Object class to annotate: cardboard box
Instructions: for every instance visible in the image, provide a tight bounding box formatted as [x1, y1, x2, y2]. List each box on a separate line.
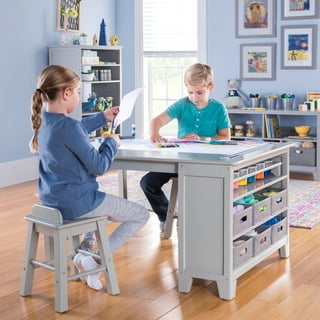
[233, 236, 253, 268]
[271, 189, 288, 213]
[81, 56, 100, 65]
[252, 195, 271, 224]
[233, 205, 253, 236]
[271, 217, 287, 243]
[253, 225, 271, 255]
[290, 147, 316, 167]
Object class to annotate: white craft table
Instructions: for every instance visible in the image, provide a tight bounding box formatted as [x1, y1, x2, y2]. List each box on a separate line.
[110, 139, 291, 299]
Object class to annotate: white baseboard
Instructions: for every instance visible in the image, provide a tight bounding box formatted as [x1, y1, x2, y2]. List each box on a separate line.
[0, 157, 39, 188]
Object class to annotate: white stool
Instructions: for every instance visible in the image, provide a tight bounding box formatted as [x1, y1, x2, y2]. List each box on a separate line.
[19, 204, 119, 313]
[163, 177, 178, 239]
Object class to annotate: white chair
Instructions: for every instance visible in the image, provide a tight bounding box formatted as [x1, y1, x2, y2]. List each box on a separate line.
[163, 177, 178, 239]
[19, 204, 119, 313]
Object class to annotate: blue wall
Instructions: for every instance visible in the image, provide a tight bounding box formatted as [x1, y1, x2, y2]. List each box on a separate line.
[206, 0, 319, 104]
[115, 0, 136, 134]
[1, 0, 320, 164]
[0, 0, 115, 163]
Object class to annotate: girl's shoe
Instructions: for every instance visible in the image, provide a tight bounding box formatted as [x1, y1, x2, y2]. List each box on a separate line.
[73, 253, 88, 283]
[81, 256, 103, 290]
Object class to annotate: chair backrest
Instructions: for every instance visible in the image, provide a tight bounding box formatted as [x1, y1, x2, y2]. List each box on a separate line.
[32, 204, 64, 224]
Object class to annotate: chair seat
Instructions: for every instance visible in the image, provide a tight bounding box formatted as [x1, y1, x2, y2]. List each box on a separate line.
[19, 204, 119, 313]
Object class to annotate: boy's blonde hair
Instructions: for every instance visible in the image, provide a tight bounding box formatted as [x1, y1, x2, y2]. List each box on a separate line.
[29, 65, 80, 153]
[184, 63, 214, 87]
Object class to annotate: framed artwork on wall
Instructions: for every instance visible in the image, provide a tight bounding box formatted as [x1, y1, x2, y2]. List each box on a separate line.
[57, 0, 80, 31]
[281, 0, 318, 20]
[236, 0, 276, 38]
[281, 25, 317, 69]
[240, 43, 276, 80]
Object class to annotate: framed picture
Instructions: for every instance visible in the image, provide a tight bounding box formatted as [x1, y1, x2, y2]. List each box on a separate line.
[281, 25, 317, 69]
[57, 0, 80, 31]
[236, 0, 276, 38]
[240, 43, 276, 80]
[281, 0, 318, 19]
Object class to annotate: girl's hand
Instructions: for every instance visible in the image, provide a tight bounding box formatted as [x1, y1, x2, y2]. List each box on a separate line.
[109, 134, 121, 147]
[184, 133, 200, 140]
[103, 106, 120, 121]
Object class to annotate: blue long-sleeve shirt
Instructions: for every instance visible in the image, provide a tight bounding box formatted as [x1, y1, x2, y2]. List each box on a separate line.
[38, 111, 117, 219]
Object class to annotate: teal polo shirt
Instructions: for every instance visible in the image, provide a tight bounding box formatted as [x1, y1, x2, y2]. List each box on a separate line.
[166, 97, 231, 138]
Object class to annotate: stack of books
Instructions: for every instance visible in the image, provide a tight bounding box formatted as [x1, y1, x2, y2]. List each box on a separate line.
[264, 114, 281, 138]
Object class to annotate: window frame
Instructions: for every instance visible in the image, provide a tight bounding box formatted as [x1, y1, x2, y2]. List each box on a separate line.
[134, 0, 207, 138]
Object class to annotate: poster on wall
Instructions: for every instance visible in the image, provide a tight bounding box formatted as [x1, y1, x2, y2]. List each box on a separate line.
[240, 43, 276, 80]
[236, 0, 276, 38]
[57, 0, 81, 31]
[281, 0, 318, 19]
[281, 25, 317, 69]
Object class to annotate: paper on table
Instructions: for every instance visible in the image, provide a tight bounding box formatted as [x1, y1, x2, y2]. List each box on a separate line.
[168, 138, 210, 144]
[113, 88, 143, 129]
[168, 138, 238, 145]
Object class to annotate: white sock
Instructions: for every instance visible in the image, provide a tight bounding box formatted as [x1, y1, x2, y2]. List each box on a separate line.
[73, 253, 88, 283]
[81, 256, 103, 290]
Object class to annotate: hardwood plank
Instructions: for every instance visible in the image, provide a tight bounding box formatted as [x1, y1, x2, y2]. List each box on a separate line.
[1, 175, 320, 319]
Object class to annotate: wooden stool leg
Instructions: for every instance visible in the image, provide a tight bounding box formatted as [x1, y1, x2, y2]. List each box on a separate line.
[19, 222, 39, 296]
[70, 235, 81, 277]
[54, 230, 69, 313]
[44, 235, 54, 261]
[163, 178, 178, 239]
[96, 219, 120, 295]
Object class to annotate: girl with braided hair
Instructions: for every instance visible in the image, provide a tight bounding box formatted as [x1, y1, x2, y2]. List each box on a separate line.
[30, 65, 149, 290]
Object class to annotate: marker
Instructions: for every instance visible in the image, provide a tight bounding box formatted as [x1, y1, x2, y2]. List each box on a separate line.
[111, 119, 115, 133]
[209, 140, 238, 145]
[156, 143, 179, 148]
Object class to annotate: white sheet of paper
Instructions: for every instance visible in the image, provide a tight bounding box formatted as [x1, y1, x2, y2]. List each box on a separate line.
[113, 88, 143, 128]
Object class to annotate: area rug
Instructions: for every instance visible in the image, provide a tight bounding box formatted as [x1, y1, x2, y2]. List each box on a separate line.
[288, 179, 320, 229]
[98, 172, 320, 229]
[98, 171, 168, 211]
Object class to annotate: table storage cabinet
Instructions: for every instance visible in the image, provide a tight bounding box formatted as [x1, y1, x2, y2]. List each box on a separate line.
[110, 139, 290, 300]
[177, 145, 289, 299]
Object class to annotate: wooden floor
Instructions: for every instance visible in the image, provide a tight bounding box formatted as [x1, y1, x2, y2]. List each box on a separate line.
[1, 173, 320, 319]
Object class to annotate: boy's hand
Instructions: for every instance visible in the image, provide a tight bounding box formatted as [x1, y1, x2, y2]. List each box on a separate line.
[184, 133, 200, 140]
[150, 133, 167, 143]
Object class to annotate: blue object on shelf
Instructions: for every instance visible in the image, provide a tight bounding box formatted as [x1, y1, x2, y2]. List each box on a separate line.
[263, 216, 281, 226]
[82, 97, 97, 112]
[99, 19, 107, 46]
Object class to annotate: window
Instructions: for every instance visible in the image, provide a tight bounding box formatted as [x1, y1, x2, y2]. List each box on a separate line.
[135, 0, 206, 137]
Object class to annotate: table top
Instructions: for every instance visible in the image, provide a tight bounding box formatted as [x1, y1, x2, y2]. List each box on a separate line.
[113, 138, 291, 166]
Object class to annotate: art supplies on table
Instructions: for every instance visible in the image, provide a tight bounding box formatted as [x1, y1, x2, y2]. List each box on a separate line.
[209, 140, 238, 145]
[155, 142, 179, 148]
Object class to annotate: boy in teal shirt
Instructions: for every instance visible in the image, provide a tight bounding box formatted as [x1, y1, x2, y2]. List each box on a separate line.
[140, 63, 231, 231]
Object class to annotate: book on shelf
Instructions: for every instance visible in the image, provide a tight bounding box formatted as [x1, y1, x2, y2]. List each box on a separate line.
[264, 114, 281, 138]
[287, 136, 316, 140]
